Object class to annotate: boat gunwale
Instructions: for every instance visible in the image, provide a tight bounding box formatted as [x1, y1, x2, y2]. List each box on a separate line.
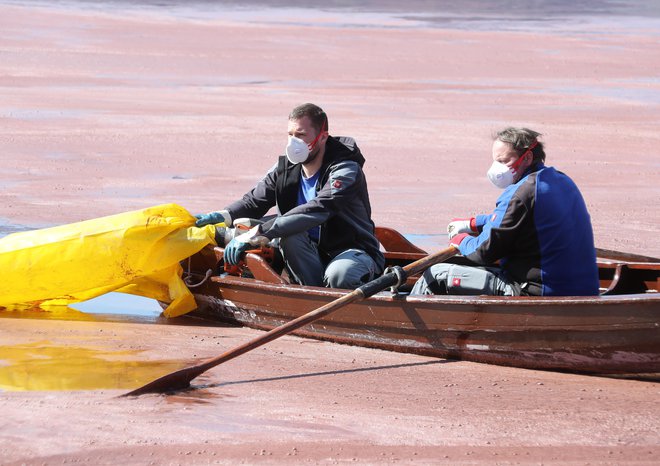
[210, 275, 660, 306]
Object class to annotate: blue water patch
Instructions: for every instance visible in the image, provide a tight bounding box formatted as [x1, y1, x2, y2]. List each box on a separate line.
[404, 233, 447, 252]
[5, 0, 660, 32]
[4, 109, 90, 120]
[70, 292, 163, 317]
[0, 220, 34, 239]
[557, 84, 660, 105]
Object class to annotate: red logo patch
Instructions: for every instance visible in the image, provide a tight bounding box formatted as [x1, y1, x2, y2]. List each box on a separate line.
[332, 180, 342, 189]
[452, 277, 461, 287]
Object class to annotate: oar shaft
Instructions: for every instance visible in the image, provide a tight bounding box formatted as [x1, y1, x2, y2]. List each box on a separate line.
[124, 245, 458, 396]
[124, 290, 368, 396]
[195, 289, 363, 370]
[404, 246, 458, 276]
[197, 246, 457, 370]
[196, 247, 457, 370]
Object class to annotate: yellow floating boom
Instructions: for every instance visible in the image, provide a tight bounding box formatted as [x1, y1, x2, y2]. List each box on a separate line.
[0, 204, 218, 317]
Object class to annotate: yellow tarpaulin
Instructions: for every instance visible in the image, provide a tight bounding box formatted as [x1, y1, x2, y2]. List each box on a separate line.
[0, 204, 218, 317]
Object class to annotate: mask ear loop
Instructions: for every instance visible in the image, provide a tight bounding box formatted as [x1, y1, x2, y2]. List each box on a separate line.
[308, 118, 328, 151]
[511, 139, 538, 171]
[520, 139, 538, 162]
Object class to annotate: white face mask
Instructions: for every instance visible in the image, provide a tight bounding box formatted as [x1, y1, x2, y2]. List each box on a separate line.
[488, 139, 538, 189]
[285, 136, 310, 164]
[487, 161, 515, 189]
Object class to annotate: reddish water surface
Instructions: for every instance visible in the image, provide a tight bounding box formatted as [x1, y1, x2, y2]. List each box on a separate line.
[1, 1, 659, 257]
[0, 2, 659, 464]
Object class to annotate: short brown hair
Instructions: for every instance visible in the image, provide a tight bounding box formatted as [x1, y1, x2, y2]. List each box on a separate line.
[496, 127, 545, 164]
[289, 103, 329, 134]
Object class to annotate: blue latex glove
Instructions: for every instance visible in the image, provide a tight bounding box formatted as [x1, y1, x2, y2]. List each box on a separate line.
[223, 237, 251, 265]
[195, 211, 225, 227]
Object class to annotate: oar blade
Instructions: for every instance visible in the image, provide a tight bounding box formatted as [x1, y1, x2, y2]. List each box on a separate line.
[121, 365, 202, 397]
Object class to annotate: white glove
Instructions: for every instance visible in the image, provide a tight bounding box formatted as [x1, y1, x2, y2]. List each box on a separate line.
[235, 226, 269, 248]
[447, 218, 476, 240]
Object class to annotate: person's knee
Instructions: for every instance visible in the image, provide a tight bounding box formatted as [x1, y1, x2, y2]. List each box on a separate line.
[323, 250, 375, 289]
[411, 263, 452, 295]
[324, 267, 368, 289]
[412, 264, 508, 296]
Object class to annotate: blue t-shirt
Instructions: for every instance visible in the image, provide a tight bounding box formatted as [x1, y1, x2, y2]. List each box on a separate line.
[297, 170, 321, 241]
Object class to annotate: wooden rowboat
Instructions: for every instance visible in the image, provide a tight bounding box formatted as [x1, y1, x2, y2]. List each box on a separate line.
[181, 227, 660, 376]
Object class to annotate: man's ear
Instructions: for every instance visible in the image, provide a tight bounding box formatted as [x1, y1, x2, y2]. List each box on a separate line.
[526, 151, 534, 163]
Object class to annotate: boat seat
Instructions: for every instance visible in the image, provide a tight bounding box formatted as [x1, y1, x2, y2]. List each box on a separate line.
[244, 252, 289, 284]
[600, 263, 655, 295]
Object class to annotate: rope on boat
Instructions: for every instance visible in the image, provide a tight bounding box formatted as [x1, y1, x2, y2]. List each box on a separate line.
[183, 257, 214, 288]
[184, 269, 213, 288]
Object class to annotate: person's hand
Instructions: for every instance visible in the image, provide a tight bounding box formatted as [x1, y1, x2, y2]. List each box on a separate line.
[223, 227, 269, 265]
[447, 217, 476, 240]
[223, 237, 252, 265]
[449, 233, 469, 248]
[195, 211, 225, 227]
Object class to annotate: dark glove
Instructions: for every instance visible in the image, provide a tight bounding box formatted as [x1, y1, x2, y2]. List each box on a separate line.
[195, 211, 225, 227]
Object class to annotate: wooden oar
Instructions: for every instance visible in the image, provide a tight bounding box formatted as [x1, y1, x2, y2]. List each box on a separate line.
[122, 245, 458, 396]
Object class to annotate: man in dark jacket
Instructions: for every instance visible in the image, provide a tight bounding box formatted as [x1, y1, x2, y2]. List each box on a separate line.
[195, 103, 384, 289]
[412, 127, 599, 297]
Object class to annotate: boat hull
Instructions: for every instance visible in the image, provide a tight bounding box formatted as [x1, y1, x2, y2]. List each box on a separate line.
[191, 276, 660, 375]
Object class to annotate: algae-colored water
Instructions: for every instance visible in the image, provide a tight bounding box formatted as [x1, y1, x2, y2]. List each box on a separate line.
[0, 340, 186, 391]
[0, 293, 187, 391]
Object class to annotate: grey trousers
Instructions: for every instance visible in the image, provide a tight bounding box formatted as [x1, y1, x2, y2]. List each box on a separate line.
[279, 232, 378, 289]
[410, 263, 519, 296]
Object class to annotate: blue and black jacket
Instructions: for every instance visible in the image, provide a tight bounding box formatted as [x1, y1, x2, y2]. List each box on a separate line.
[458, 163, 599, 296]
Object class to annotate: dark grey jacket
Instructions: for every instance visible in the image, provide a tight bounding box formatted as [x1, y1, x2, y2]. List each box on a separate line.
[225, 136, 385, 273]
